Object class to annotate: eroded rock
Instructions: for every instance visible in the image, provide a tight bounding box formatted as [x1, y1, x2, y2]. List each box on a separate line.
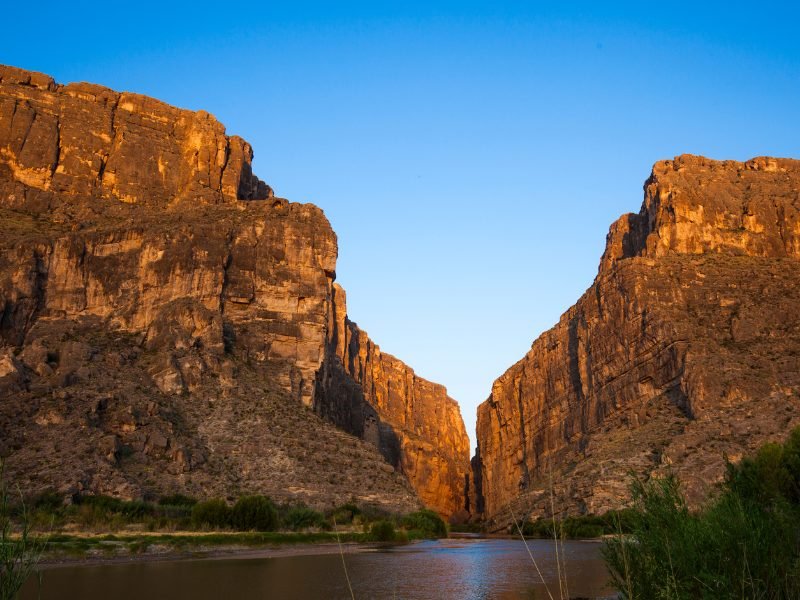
[476, 155, 800, 529]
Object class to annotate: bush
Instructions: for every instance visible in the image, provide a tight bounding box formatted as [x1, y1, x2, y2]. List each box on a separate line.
[158, 494, 197, 507]
[231, 496, 277, 532]
[603, 429, 800, 600]
[283, 505, 328, 531]
[31, 490, 63, 512]
[329, 502, 360, 525]
[522, 509, 636, 539]
[191, 499, 231, 529]
[1, 460, 47, 600]
[73, 494, 155, 520]
[401, 509, 448, 539]
[369, 520, 396, 542]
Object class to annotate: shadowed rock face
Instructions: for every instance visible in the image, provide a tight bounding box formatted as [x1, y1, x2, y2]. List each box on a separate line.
[475, 155, 800, 529]
[0, 65, 468, 516]
[314, 284, 471, 521]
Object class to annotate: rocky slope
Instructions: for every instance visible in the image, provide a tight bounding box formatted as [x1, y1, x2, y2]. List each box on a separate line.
[474, 155, 800, 528]
[0, 64, 468, 517]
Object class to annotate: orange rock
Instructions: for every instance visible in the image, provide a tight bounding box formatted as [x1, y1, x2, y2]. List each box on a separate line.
[475, 155, 800, 529]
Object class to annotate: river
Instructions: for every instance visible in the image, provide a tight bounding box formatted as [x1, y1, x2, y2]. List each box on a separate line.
[21, 537, 615, 599]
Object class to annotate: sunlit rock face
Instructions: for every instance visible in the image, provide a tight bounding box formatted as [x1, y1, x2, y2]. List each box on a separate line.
[0, 65, 468, 516]
[0, 64, 270, 207]
[475, 155, 800, 529]
[314, 284, 472, 521]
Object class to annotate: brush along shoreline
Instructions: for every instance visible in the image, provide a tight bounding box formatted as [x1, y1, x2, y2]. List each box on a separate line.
[34, 532, 416, 568]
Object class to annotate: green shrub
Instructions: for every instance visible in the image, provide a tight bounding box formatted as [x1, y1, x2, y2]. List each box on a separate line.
[73, 494, 155, 521]
[158, 494, 197, 507]
[231, 496, 277, 532]
[31, 490, 63, 512]
[522, 509, 636, 539]
[1, 460, 47, 600]
[191, 499, 232, 529]
[369, 520, 396, 542]
[329, 502, 361, 525]
[401, 509, 448, 539]
[603, 429, 800, 600]
[283, 505, 328, 531]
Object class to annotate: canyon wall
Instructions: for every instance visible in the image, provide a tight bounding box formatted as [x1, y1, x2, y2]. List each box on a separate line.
[475, 155, 800, 527]
[0, 64, 468, 516]
[315, 284, 471, 520]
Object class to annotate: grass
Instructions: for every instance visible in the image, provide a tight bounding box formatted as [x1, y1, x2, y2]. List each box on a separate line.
[1, 461, 48, 600]
[603, 427, 800, 599]
[522, 509, 636, 539]
[7, 492, 451, 562]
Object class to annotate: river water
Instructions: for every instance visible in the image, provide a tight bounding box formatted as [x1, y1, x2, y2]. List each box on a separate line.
[21, 537, 615, 599]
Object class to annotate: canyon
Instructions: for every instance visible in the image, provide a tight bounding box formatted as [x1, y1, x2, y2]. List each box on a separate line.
[2, 63, 798, 530]
[474, 155, 800, 528]
[0, 64, 469, 518]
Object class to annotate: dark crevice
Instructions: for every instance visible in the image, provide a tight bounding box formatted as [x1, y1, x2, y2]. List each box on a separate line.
[50, 119, 61, 179]
[516, 371, 530, 491]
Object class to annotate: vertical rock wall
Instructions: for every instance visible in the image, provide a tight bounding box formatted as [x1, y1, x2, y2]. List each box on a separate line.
[0, 64, 470, 515]
[315, 284, 471, 520]
[475, 155, 800, 527]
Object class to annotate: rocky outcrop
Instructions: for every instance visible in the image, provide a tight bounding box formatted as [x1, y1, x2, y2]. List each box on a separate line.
[475, 155, 800, 528]
[0, 65, 467, 515]
[314, 284, 471, 520]
[0, 64, 271, 209]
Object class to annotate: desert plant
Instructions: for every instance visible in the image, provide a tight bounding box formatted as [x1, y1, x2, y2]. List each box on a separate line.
[231, 496, 277, 532]
[603, 430, 800, 600]
[1, 461, 47, 600]
[328, 502, 361, 525]
[369, 520, 396, 542]
[158, 494, 197, 507]
[400, 509, 448, 539]
[191, 499, 232, 529]
[283, 505, 328, 531]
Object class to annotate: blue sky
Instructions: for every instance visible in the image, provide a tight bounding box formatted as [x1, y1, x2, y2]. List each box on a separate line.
[4, 2, 798, 449]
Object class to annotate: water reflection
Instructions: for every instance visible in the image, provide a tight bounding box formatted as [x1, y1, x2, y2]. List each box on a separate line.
[21, 538, 613, 599]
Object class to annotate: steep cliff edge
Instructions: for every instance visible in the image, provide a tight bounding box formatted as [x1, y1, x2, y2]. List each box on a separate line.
[0, 65, 468, 516]
[475, 155, 800, 528]
[315, 284, 471, 520]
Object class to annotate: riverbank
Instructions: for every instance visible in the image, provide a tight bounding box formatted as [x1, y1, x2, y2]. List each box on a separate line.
[21, 538, 615, 600]
[37, 531, 406, 568]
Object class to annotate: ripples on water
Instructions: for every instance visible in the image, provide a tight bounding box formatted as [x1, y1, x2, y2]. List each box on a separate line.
[22, 538, 614, 599]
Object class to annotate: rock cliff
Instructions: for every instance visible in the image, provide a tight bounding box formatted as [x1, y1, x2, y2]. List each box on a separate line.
[0, 64, 468, 516]
[475, 155, 800, 528]
[314, 284, 471, 520]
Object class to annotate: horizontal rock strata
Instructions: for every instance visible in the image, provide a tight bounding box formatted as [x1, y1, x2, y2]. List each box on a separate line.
[475, 155, 800, 528]
[314, 284, 471, 520]
[0, 65, 468, 515]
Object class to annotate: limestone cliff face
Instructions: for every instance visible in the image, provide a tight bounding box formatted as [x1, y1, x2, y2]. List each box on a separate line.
[475, 155, 800, 527]
[0, 64, 270, 208]
[314, 284, 471, 520]
[0, 65, 467, 515]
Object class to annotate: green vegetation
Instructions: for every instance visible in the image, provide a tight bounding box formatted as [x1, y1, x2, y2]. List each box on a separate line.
[191, 499, 231, 529]
[3, 489, 451, 563]
[1, 461, 47, 600]
[158, 494, 197, 507]
[281, 505, 329, 531]
[522, 509, 636, 539]
[369, 520, 397, 542]
[231, 496, 278, 532]
[604, 428, 800, 599]
[400, 509, 448, 539]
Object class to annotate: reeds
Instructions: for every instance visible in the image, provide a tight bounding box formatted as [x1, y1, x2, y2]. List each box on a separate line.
[0, 460, 48, 600]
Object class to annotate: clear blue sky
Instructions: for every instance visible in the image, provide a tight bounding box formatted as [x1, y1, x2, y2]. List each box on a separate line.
[4, 2, 798, 449]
